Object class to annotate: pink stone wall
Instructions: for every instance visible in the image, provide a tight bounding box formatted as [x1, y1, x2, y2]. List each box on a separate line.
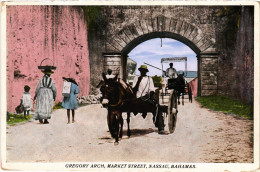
[7, 6, 90, 113]
[188, 78, 198, 97]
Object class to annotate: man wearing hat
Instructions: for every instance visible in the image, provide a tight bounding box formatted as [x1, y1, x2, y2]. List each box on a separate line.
[133, 65, 165, 134]
[34, 68, 57, 124]
[106, 69, 115, 79]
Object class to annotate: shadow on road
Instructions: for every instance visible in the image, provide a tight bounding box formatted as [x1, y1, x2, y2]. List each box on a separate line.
[99, 128, 155, 141]
[122, 128, 155, 138]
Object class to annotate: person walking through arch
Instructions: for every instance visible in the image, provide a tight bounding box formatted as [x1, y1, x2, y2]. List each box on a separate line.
[62, 77, 79, 124]
[34, 68, 57, 124]
[133, 65, 165, 134]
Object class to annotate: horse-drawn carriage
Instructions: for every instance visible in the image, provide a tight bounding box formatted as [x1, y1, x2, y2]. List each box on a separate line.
[99, 57, 192, 144]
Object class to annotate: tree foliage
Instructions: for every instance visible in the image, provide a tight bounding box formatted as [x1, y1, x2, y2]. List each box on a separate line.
[217, 6, 241, 47]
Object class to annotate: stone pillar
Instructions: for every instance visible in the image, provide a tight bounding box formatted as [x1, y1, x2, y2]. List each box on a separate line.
[198, 52, 219, 96]
[103, 53, 123, 78]
[197, 55, 201, 96]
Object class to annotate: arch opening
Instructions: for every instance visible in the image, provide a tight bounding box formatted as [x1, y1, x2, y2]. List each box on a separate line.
[121, 32, 201, 56]
[124, 37, 198, 97]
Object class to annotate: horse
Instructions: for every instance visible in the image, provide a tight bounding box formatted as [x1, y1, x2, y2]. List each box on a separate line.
[175, 73, 186, 105]
[100, 73, 165, 145]
[167, 73, 186, 105]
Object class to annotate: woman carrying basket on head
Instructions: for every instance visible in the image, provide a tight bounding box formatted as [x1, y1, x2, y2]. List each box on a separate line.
[34, 68, 57, 124]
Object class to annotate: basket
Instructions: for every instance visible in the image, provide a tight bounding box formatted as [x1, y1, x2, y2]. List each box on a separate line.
[38, 58, 56, 70]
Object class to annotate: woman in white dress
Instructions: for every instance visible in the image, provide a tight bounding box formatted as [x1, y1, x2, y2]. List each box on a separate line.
[34, 68, 57, 124]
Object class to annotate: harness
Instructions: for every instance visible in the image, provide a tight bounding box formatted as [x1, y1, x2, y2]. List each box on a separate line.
[140, 76, 150, 99]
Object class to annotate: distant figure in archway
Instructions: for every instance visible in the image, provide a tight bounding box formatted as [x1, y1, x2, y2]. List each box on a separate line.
[96, 69, 116, 88]
[165, 63, 178, 79]
[106, 69, 115, 79]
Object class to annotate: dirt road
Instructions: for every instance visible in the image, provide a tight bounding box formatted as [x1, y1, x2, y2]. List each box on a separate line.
[6, 99, 253, 163]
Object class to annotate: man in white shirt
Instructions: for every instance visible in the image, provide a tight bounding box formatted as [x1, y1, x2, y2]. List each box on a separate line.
[165, 63, 178, 79]
[133, 65, 165, 134]
[96, 69, 115, 88]
[133, 65, 155, 98]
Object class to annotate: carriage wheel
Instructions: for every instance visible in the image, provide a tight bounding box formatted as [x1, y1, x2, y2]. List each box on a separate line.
[168, 90, 178, 133]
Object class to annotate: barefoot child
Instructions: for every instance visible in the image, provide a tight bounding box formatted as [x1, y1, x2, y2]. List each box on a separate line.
[62, 77, 79, 124]
[22, 85, 31, 118]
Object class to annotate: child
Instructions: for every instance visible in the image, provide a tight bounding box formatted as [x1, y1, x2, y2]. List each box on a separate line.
[62, 77, 79, 124]
[22, 85, 31, 118]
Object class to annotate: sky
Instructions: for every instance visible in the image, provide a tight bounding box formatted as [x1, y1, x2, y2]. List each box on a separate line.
[128, 38, 197, 76]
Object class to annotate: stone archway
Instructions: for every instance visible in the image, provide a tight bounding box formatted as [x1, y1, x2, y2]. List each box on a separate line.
[102, 16, 218, 96]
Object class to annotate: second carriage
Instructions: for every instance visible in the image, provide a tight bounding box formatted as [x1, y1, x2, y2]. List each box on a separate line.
[146, 57, 192, 133]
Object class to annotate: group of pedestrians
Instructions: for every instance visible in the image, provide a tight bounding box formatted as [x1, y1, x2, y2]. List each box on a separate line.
[20, 68, 79, 124]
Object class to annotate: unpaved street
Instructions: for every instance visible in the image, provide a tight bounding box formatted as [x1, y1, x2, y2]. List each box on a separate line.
[6, 99, 253, 163]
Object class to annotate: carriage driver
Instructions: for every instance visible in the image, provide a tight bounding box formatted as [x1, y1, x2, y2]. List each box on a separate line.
[133, 65, 165, 134]
[165, 63, 178, 79]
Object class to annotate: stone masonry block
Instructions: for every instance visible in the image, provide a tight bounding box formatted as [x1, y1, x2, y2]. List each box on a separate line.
[201, 89, 217, 96]
[200, 41, 213, 52]
[164, 17, 171, 32]
[133, 21, 144, 36]
[175, 20, 183, 34]
[201, 66, 218, 71]
[123, 26, 136, 41]
[140, 20, 149, 34]
[157, 15, 166, 32]
[105, 42, 118, 52]
[197, 36, 209, 48]
[151, 17, 157, 32]
[117, 29, 131, 43]
[202, 85, 218, 90]
[183, 24, 195, 38]
[187, 27, 198, 41]
[201, 79, 217, 85]
[169, 18, 178, 32]
[113, 35, 127, 48]
[201, 71, 217, 76]
[146, 18, 154, 33]
[128, 23, 139, 38]
[179, 21, 189, 36]
[201, 75, 217, 81]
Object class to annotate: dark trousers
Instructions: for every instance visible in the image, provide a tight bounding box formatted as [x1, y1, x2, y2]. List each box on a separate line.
[138, 96, 164, 131]
[24, 110, 30, 118]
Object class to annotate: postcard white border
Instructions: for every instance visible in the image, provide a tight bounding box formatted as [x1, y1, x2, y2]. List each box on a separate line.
[1, 1, 259, 172]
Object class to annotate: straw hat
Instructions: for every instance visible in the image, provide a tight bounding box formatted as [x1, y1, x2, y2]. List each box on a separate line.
[138, 65, 149, 72]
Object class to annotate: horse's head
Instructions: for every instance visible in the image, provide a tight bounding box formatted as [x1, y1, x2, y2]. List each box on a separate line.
[100, 73, 120, 105]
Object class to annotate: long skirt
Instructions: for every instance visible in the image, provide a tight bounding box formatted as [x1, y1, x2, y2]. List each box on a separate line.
[35, 88, 54, 120]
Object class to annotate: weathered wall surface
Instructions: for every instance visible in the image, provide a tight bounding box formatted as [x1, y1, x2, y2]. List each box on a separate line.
[88, 6, 254, 104]
[7, 6, 90, 112]
[88, 6, 222, 88]
[217, 7, 254, 104]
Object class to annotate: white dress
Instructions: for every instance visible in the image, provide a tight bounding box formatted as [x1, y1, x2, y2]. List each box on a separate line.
[133, 76, 155, 98]
[35, 75, 57, 120]
[22, 93, 31, 111]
